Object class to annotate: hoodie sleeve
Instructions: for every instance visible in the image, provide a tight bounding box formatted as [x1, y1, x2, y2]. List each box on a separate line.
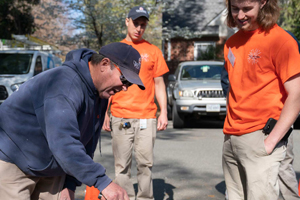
[44, 95, 112, 192]
[63, 175, 81, 191]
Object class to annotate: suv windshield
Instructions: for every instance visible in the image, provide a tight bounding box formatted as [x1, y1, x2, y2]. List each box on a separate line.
[0, 53, 33, 74]
[180, 64, 223, 80]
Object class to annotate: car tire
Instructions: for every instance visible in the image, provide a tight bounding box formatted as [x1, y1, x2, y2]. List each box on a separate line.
[172, 103, 184, 128]
[167, 104, 172, 120]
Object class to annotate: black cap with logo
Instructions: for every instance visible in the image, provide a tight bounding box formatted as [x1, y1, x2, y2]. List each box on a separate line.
[127, 6, 149, 21]
[99, 42, 145, 90]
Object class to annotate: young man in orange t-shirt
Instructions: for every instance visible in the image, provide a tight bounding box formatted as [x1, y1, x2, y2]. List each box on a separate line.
[222, 0, 300, 199]
[221, 30, 300, 200]
[101, 6, 169, 200]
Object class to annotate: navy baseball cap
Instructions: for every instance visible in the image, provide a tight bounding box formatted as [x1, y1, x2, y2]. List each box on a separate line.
[127, 6, 149, 21]
[99, 42, 145, 90]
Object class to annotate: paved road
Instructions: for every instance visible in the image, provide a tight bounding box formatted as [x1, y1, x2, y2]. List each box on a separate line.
[75, 119, 300, 200]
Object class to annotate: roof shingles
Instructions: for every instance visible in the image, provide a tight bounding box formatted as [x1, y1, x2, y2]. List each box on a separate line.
[163, 0, 226, 38]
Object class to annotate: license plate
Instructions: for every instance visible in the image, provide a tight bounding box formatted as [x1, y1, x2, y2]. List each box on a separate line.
[206, 104, 220, 112]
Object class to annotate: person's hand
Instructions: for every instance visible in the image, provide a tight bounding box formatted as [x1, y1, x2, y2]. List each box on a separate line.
[157, 113, 168, 131]
[59, 188, 74, 200]
[264, 137, 276, 155]
[100, 182, 129, 200]
[102, 112, 111, 132]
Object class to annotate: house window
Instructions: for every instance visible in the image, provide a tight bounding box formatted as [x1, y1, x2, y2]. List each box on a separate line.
[194, 42, 215, 61]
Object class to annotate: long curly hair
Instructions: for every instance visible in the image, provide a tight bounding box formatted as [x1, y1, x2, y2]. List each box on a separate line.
[225, 0, 280, 31]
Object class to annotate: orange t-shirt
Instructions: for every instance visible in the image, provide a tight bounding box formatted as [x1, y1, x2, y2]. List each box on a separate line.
[223, 24, 300, 135]
[110, 39, 169, 119]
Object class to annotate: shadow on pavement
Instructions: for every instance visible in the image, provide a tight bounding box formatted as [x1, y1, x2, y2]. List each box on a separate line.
[185, 117, 224, 129]
[133, 179, 176, 200]
[296, 172, 300, 182]
[215, 180, 226, 196]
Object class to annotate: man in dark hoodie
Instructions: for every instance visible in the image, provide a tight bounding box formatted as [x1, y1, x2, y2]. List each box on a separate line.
[0, 42, 144, 200]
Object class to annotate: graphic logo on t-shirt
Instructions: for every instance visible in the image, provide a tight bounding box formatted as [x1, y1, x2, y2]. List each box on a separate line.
[141, 53, 149, 62]
[248, 49, 261, 64]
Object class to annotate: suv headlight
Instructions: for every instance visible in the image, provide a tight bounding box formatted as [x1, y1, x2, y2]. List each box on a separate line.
[179, 90, 194, 97]
[11, 82, 24, 92]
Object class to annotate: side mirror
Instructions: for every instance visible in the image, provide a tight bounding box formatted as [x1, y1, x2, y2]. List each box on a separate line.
[168, 74, 176, 81]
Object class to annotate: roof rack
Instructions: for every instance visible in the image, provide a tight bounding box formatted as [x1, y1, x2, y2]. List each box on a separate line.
[0, 35, 61, 55]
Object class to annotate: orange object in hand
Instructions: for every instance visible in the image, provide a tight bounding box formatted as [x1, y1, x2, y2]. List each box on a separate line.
[85, 186, 100, 200]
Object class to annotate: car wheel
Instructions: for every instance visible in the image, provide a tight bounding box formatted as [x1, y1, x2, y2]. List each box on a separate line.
[167, 104, 172, 120]
[172, 103, 184, 128]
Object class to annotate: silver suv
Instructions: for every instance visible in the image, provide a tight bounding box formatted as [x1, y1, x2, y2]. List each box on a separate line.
[167, 61, 226, 128]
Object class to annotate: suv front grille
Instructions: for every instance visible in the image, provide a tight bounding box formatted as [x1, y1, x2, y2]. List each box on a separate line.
[0, 86, 8, 100]
[197, 90, 224, 98]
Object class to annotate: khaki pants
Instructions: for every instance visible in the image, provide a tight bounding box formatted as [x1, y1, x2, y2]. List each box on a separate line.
[278, 132, 300, 199]
[111, 116, 156, 200]
[0, 160, 65, 200]
[222, 130, 286, 200]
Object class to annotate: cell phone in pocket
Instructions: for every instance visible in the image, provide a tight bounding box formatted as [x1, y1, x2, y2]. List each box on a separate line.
[262, 118, 277, 135]
[262, 118, 293, 141]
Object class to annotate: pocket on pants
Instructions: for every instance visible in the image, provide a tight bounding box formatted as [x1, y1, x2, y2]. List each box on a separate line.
[257, 132, 269, 157]
[111, 116, 123, 136]
[111, 116, 134, 136]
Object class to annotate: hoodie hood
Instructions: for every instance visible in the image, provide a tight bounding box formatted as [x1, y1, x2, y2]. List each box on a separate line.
[63, 48, 97, 95]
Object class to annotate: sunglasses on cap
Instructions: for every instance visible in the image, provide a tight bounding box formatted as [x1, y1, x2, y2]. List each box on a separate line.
[113, 63, 133, 87]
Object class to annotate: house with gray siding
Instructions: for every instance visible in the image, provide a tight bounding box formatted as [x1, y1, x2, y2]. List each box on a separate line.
[162, 0, 236, 72]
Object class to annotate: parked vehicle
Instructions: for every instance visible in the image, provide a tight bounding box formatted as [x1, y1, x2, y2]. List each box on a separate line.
[0, 50, 62, 105]
[167, 61, 226, 128]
